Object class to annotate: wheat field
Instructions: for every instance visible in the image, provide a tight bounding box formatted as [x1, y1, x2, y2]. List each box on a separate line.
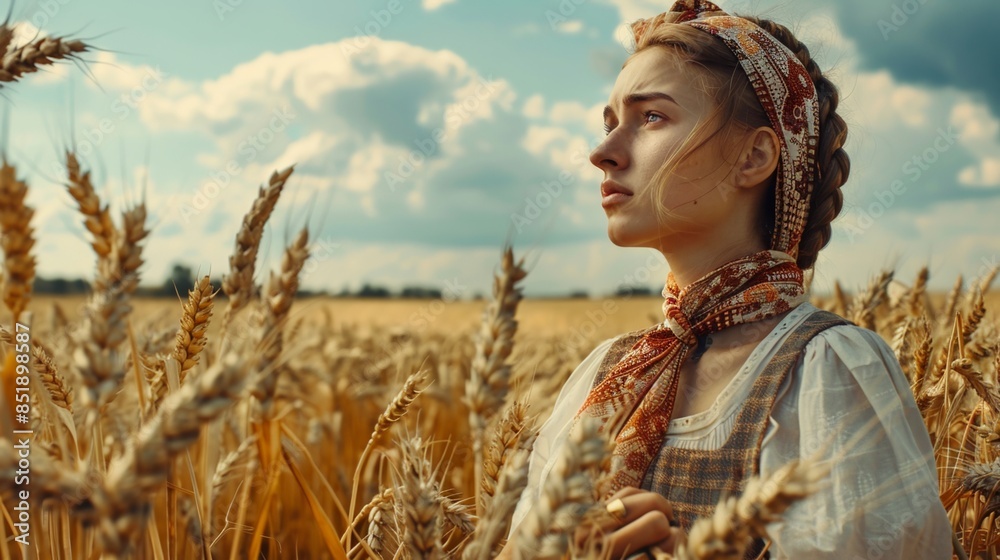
[3, 19, 1000, 560]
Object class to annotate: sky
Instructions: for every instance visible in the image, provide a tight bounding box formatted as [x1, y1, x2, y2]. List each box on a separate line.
[4, 0, 999, 298]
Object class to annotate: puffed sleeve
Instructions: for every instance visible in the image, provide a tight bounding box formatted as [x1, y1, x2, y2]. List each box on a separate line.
[760, 324, 954, 559]
[508, 335, 617, 538]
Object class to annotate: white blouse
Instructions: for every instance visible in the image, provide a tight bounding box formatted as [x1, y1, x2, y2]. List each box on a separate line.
[509, 302, 953, 559]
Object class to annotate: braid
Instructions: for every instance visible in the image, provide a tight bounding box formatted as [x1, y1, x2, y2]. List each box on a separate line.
[743, 16, 851, 271]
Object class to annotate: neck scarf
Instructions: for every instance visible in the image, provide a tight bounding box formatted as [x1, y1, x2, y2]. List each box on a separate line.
[575, 0, 820, 496]
[579, 250, 808, 493]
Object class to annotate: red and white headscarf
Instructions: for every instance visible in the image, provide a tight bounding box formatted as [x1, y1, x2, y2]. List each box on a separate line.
[575, 0, 820, 496]
[633, 0, 820, 257]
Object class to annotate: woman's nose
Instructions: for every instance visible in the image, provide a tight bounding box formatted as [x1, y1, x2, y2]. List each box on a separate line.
[590, 134, 627, 171]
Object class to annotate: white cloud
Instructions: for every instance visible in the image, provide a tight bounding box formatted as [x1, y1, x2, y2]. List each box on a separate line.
[522, 94, 545, 119]
[91, 36, 604, 256]
[951, 100, 1000, 188]
[958, 158, 1000, 188]
[521, 125, 573, 158]
[422, 0, 457, 11]
[952, 102, 1000, 144]
[549, 100, 589, 124]
[556, 20, 585, 34]
[512, 22, 542, 36]
[822, 197, 1000, 293]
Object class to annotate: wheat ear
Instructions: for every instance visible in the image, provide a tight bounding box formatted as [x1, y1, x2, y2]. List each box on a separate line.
[0, 34, 88, 85]
[395, 436, 445, 560]
[481, 399, 529, 512]
[174, 274, 216, 385]
[32, 342, 73, 411]
[464, 444, 532, 560]
[849, 269, 893, 330]
[675, 458, 830, 560]
[466, 244, 528, 514]
[0, 161, 37, 323]
[510, 415, 608, 560]
[346, 368, 430, 548]
[252, 226, 310, 417]
[221, 166, 294, 326]
[89, 352, 247, 557]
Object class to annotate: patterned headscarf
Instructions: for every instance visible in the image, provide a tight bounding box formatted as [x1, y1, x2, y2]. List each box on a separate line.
[574, 0, 818, 496]
[636, 0, 820, 257]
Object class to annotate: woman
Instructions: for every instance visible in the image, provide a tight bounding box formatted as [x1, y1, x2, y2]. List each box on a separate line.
[502, 1, 953, 558]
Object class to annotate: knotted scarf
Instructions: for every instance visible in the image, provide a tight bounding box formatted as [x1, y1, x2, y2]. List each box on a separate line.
[575, 0, 820, 496]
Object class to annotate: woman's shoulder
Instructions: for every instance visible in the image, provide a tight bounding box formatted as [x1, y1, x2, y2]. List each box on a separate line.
[786, 308, 917, 416]
[798, 312, 899, 375]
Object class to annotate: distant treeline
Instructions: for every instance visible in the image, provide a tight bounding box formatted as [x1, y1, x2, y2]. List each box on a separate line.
[32, 264, 657, 299]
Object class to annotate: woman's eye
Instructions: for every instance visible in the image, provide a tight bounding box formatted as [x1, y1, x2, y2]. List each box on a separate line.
[603, 112, 664, 135]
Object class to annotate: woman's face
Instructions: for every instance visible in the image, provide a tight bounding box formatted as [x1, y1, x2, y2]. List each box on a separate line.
[590, 45, 746, 251]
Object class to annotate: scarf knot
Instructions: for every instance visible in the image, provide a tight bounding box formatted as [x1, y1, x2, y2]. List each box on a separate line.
[664, 308, 698, 347]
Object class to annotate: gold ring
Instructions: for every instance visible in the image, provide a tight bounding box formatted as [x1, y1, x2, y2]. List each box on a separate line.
[606, 498, 627, 522]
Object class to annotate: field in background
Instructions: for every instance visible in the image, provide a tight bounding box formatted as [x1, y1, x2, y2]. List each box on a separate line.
[31, 290, 1000, 338]
[4, 22, 1000, 559]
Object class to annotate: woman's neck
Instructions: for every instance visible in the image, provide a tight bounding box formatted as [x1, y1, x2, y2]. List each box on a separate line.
[661, 238, 768, 290]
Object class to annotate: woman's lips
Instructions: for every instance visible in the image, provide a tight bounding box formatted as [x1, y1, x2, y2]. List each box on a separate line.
[601, 192, 633, 208]
[600, 180, 633, 208]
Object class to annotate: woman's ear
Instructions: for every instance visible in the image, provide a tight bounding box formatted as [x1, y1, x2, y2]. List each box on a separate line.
[735, 126, 780, 189]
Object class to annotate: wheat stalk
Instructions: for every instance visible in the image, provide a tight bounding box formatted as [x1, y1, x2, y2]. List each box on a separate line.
[346, 368, 430, 548]
[464, 445, 532, 560]
[395, 436, 445, 560]
[671, 458, 829, 560]
[252, 226, 310, 417]
[849, 269, 893, 330]
[221, 166, 294, 327]
[89, 352, 248, 556]
[0, 160, 37, 323]
[481, 399, 529, 512]
[510, 415, 608, 560]
[174, 274, 216, 385]
[0, 33, 89, 85]
[466, 244, 528, 514]
[32, 342, 73, 412]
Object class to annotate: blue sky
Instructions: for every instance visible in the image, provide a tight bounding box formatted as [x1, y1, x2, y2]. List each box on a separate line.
[5, 0, 999, 298]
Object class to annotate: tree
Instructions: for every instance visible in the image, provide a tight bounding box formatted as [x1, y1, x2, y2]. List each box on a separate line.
[164, 263, 195, 297]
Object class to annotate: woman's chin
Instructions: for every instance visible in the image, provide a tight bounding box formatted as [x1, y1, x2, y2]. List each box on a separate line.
[606, 227, 638, 248]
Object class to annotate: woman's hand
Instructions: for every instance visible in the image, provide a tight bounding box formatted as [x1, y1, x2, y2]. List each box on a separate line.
[574, 487, 686, 559]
